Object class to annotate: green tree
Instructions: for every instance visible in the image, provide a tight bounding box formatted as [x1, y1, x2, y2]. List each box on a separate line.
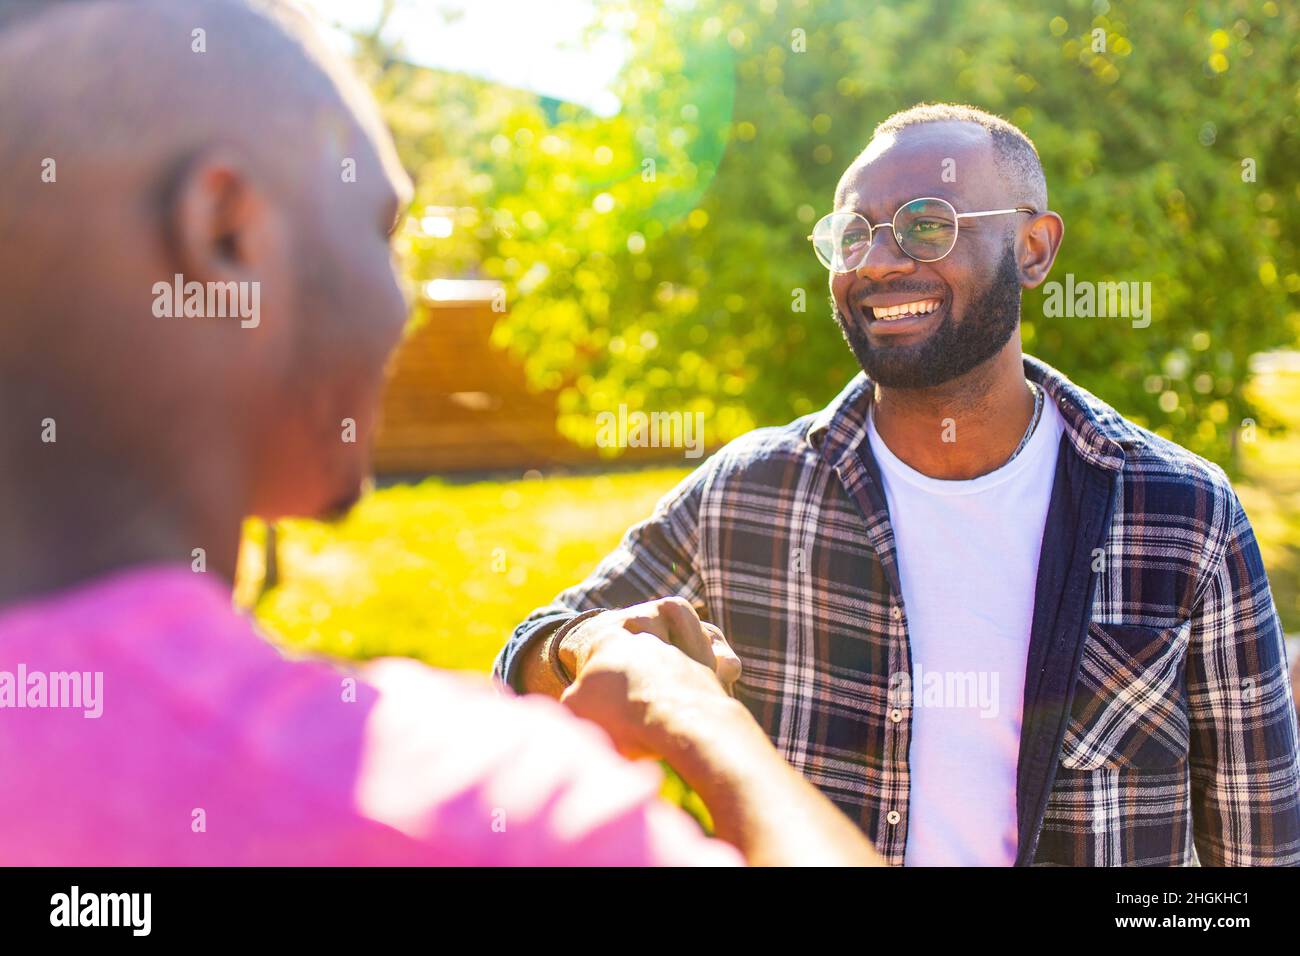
[452, 0, 1300, 469]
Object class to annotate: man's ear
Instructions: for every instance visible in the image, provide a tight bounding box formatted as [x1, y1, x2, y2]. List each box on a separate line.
[164, 148, 294, 348]
[167, 148, 283, 287]
[1018, 211, 1064, 289]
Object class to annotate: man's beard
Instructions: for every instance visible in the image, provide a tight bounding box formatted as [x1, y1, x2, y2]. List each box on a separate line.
[833, 244, 1022, 389]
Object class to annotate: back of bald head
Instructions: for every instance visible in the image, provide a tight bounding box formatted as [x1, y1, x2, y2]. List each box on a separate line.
[0, 0, 402, 487]
[0, 0, 366, 234]
[0, 0, 383, 395]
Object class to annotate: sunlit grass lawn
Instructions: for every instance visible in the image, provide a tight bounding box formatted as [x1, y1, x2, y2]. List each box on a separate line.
[238, 363, 1300, 676]
[236, 467, 693, 671]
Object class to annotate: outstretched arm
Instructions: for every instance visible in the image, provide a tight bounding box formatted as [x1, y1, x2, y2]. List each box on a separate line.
[562, 628, 884, 867]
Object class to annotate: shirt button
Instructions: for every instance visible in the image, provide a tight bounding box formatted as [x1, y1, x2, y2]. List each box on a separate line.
[890, 606, 902, 621]
[889, 708, 904, 723]
[886, 810, 902, 825]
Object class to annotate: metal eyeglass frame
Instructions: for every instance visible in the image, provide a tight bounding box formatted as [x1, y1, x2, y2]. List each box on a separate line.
[808, 197, 1036, 271]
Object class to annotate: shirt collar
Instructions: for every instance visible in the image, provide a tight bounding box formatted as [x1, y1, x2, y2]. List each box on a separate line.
[806, 353, 1133, 474]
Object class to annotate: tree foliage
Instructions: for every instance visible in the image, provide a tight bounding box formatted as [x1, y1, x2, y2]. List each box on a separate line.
[383, 0, 1300, 468]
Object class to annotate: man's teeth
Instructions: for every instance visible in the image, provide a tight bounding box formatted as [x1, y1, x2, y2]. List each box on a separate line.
[870, 298, 942, 320]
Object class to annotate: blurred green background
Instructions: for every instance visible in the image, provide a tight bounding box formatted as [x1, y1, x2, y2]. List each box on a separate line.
[237, 0, 1300, 668]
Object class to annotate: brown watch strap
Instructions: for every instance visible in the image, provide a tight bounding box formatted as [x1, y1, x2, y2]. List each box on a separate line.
[544, 608, 608, 687]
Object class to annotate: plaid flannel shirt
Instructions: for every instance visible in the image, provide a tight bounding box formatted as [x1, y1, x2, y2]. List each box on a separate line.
[495, 354, 1300, 866]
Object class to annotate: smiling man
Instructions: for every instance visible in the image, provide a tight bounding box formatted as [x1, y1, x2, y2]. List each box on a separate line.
[497, 103, 1300, 866]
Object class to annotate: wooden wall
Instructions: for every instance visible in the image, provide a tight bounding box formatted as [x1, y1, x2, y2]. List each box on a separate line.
[373, 299, 570, 473]
[372, 297, 677, 474]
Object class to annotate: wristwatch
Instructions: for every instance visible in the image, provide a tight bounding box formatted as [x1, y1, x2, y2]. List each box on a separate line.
[544, 608, 608, 687]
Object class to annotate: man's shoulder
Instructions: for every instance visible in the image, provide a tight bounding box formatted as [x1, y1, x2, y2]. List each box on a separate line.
[1116, 422, 1232, 493]
[694, 376, 873, 489]
[1043, 367, 1243, 572]
[708, 414, 823, 469]
[1059, 374, 1234, 499]
[685, 414, 827, 505]
[355, 660, 741, 865]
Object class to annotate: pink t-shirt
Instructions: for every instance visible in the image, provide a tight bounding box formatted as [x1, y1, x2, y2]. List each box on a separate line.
[0, 565, 742, 866]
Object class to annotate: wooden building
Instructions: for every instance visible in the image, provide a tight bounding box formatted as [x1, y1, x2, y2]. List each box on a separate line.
[372, 281, 647, 475]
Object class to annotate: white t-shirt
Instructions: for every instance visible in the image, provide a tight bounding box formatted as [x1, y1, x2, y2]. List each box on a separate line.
[866, 393, 1066, 867]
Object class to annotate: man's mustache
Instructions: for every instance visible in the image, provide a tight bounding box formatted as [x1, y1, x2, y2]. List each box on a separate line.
[852, 285, 947, 309]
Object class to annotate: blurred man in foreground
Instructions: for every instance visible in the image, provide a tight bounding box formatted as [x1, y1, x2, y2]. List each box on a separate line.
[0, 0, 880, 866]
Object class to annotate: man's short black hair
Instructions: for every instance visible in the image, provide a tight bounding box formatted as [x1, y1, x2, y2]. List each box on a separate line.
[872, 102, 1048, 211]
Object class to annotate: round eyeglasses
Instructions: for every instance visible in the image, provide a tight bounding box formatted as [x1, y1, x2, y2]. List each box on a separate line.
[808, 197, 1035, 272]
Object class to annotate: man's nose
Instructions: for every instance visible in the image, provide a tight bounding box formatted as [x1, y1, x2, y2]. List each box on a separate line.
[855, 225, 917, 282]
